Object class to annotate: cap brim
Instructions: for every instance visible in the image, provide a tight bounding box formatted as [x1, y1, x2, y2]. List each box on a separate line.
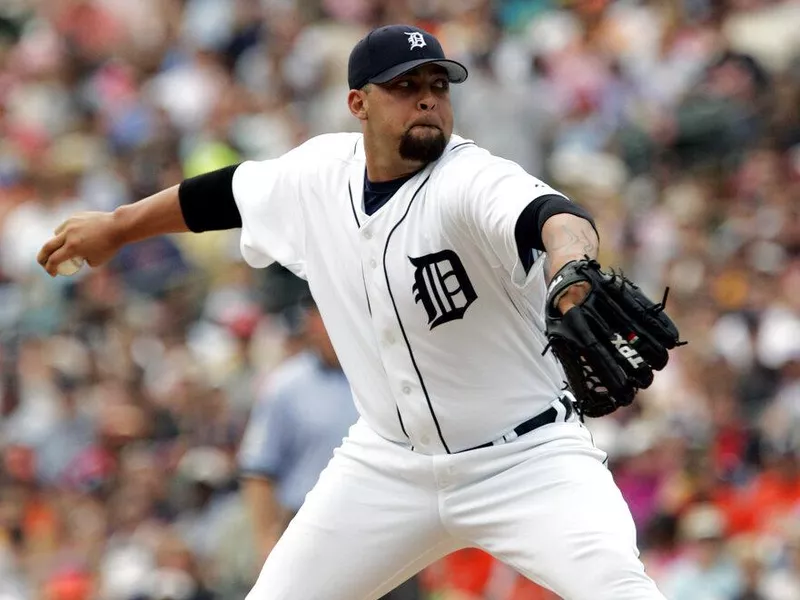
[369, 58, 468, 86]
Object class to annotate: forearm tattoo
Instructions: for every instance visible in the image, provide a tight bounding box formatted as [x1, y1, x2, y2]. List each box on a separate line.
[544, 224, 597, 256]
[543, 221, 599, 276]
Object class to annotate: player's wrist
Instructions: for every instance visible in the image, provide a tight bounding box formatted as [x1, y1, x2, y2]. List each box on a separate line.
[110, 203, 135, 247]
[545, 255, 580, 280]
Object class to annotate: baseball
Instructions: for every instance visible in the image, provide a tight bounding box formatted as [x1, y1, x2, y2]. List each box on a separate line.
[56, 257, 85, 276]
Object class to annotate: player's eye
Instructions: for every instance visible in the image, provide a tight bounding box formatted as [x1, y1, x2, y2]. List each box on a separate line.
[433, 79, 449, 90]
[395, 80, 411, 89]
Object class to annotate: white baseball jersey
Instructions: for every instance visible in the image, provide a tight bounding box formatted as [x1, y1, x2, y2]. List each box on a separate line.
[233, 132, 570, 454]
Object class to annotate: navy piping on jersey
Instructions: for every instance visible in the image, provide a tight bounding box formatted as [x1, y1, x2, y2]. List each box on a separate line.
[347, 140, 476, 226]
[362, 263, 410, 439]
[448, 141, 476, 153]
[348, 181, 361, 228]
[348, 138, 362, 227]
[382, 174, 452, 453]
[348, 148, 411, 442]
[396, 406, 409, 438]
[347, 139, 474, 452]
[361, 269, 372, 316]
[349, 185, 373, 317]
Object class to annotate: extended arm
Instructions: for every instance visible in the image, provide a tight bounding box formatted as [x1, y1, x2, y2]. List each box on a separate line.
[37, 165, 241, 276]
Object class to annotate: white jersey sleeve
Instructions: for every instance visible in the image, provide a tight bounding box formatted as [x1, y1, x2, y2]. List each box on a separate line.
[232, 150, 306, 274]
[449, 149, 567, 288]
[232, 134, 350, 276]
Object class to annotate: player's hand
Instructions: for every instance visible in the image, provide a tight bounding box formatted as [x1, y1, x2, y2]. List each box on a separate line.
[37, 211, 123, 277]
[555, 281, 590, 315]
[545, 258, 683, 418]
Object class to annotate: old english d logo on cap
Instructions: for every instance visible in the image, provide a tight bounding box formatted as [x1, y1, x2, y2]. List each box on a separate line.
[405, 31, 426, 50]
[348, 25, 468, 90]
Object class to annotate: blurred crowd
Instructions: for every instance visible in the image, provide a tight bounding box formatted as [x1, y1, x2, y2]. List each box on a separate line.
[1, 0, 799, 598]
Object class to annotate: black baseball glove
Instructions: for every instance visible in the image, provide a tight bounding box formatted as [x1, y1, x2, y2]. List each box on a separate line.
[544, 258, 684, 418]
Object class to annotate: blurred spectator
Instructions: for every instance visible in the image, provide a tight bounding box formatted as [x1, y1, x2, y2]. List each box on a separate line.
[237, 297, 356, 558]
[237, 295, 421, 597]
[761, 523, 800, 600]
[35, 372, 95, 486]
[726, 432, 800, 537]
[660, 504, 743, 599]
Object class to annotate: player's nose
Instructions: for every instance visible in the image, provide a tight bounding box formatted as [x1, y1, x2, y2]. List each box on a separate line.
[417, 85, 437, 111]
[418, 95, 436, 111]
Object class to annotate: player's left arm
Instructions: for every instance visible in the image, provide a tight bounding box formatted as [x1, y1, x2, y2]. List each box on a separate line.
[535, 203, 684, 419]
[539, 212, 599, 269]
[540, 212, 599, 313]
[452, 156, 598, 296]
[512, 194, 598, 314]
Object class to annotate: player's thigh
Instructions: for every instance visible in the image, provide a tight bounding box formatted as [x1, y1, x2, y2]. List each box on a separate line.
[250, 519, 457, 600]
[455, 425, 666, 600]
[246, 424, 462, 600]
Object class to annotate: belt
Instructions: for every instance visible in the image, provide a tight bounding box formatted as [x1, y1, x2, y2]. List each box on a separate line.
[458, 395, 575, 453]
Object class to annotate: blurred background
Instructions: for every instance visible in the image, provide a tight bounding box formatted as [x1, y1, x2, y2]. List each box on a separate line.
[1, 0, 799, 598]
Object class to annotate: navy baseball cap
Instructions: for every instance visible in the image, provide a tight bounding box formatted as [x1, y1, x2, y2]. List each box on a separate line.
[348, 25, 468, 90]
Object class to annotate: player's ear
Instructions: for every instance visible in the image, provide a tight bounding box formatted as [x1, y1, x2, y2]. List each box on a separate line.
[348, 89, 368, 121]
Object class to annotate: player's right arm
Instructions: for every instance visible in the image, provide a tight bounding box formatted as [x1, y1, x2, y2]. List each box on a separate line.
[37, 164, 242, 276]
[37, 132, 334, 277]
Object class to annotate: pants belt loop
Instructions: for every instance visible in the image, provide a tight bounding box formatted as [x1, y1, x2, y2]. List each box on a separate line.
[502, 430, 518, 444]
[553, 397, 568, 423]
[560, 390, 576, 421]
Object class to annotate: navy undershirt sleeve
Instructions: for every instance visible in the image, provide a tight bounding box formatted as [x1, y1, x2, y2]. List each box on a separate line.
[514, 195, 597, 273]
[178, 164, 243, 232]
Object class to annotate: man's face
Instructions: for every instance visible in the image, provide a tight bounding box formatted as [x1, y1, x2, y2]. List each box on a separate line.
[357, 64, 454, 164]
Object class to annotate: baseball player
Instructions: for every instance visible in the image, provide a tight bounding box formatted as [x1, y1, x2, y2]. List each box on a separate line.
[38, 24, 681, 600]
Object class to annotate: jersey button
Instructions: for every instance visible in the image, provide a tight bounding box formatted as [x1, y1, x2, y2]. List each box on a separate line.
[363, 231, 372, 240]
[420, 435, 431, 445]
[369, 259, 377, 269]
[402, 385, 411, 395]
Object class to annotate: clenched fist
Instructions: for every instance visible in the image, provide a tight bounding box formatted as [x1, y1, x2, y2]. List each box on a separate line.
[37, 211, 123, 277]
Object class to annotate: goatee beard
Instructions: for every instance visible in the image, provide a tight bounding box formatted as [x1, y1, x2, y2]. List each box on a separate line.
[398, 128, 447, 163]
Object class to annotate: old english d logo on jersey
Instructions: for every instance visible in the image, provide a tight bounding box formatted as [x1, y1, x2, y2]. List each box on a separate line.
[410, 250, 477, 329]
